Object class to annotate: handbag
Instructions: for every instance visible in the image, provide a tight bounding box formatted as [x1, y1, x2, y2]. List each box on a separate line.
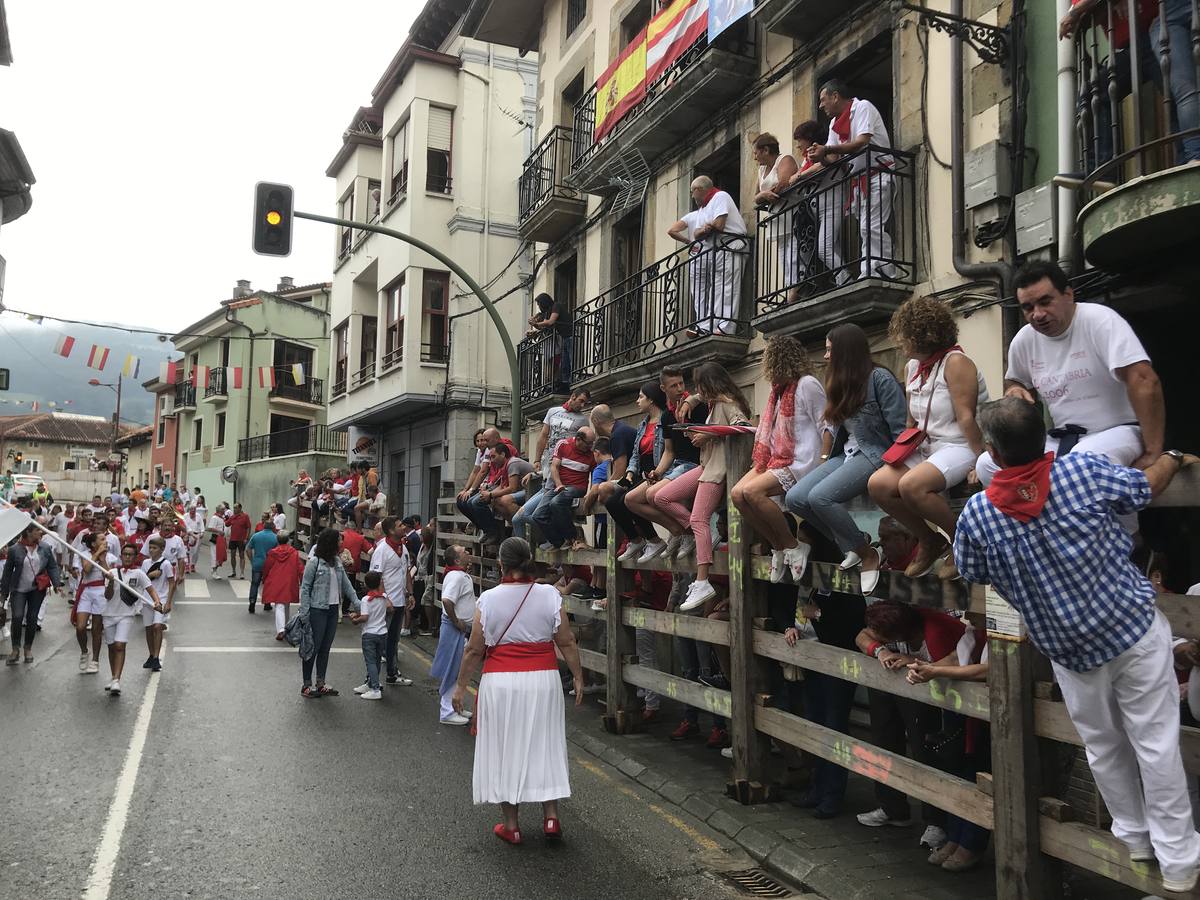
[882, 357, 944, 467]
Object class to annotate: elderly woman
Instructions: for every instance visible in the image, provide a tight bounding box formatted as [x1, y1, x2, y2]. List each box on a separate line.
[868, 297, 988, 580]
[753, 131, 800, 304]
[452, 537, 584, 845]
[297, 527, 359, 698]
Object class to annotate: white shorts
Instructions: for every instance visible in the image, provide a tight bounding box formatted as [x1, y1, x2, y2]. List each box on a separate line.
[103, 617, 136, 644]
[976, 424, 1143, 486]
[141, 606, 169, 627]
[906, 442, 977, 488]
[77, 593, 107, 617]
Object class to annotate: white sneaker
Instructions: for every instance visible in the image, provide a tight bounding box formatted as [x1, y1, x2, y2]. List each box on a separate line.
[663, 533, 684, 559]
[462, 709, 474, 718]
[86, 660, 99, 674]
[440, 712, 470, 725]
[590, 598, 606, 612]
[1161, 866, 1199, 893]
[104, 679, 115, 692]
[79, 653, 90, 673]
[618, 540, 646, 562]
[675, 534, 696, 560]
[399, 628, 411, 637]
[637, 542, 667, 564]
[678, 579, 715, 612]
[538, 541, 555, 551]
[720, 746, 733, 759]
[361, 689, 382, 700]
[109, 679, 121, 696]
[353, 682, 371, 695]
[769, 550, 786, 584]
[783, 543, 811, 582]
[920, 824, 948, 848]
[1128, 846, 1155, 863]
[857, 807, 912, 828]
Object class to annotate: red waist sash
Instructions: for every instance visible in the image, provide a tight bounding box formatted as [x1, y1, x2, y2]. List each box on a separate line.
[482, 641, 557, 674]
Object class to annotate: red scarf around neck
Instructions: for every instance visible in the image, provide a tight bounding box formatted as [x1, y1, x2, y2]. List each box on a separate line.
[986, 452, 1055, 523]
[910, 345, 963, 387]
[385, 535, 407, 555]
[443, 565, 466, 574]
[365, 589, 386, 601]
[501, 574, 533, 584]
[831, 99, 857, 143]
[700, 187, 719, 207]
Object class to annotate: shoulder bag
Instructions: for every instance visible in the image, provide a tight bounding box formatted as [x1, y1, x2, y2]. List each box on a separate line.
[881, 358, 943, 467]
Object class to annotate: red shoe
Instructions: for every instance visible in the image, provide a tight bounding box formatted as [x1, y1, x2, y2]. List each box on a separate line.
[670, 719, 698, 741]
[706, 727, 730, 749]
[641, 708, 661, 724]
[493, 823, 522, 845]
[543, 818, 562, 841]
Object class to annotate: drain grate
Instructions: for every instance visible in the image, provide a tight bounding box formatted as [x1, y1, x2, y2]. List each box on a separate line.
[720, 868, 794, 897]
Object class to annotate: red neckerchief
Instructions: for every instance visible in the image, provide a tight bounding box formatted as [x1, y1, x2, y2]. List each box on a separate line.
[667, 390, 689, 415]
[365, 589, 385, 601]
[700, 187, 719, 207]
[986, 452, 1055, 523]
[911, 345, 962, 387]
[385, 535, 406, 555]
[443, 565, 466, 573]
[831, 99, 856, 143]
[799, 155, 815, 174]
[501, 574, 533, 584]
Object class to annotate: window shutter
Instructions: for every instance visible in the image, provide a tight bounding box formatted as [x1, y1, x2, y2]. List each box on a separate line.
[427, 107, 453, 152]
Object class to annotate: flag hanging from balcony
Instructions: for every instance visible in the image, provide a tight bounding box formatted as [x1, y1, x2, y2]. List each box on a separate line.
[647, 0, 709, 83]
[53, 335, 75, 358]
[290, 363, 305, 386]
[707, 0, 751, 42]
[258, 366, 276, 389]
[30, 401, 39, 412]
[87, 344, 110, 370]
[229, 366, 244, 390]
[159, 360, 179, 384]
[121, 355, 140, 379]
[192, 365, 210, 389]
[594, 28, 647, 141]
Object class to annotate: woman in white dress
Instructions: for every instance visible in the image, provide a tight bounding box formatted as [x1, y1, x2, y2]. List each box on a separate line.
[452, 537, 584, 845]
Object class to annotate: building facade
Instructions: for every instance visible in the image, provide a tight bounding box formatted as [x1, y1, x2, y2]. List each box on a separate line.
[144, 373, 179, 489]
[0, 412, 131, 501]
[325, 0, 537, 520]
[115, 425, 153, 491]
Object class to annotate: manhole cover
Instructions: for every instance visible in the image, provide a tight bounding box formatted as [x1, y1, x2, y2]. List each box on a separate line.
[719, 868, 794, 897]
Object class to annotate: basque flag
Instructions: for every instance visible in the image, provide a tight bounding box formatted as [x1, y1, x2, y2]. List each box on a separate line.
[53, 335, 75, 358]
[87, 344, 110, 370]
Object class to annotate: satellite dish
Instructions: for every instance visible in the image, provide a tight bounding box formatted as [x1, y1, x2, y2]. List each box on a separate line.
[220, 466, 239, 483]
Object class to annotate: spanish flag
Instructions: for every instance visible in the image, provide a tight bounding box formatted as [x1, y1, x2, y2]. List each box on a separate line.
[647, 0, 708, 84]
[595, 28, 647, 141]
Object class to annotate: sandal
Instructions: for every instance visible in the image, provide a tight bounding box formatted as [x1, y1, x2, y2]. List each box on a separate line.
[301, 685, 321, 699]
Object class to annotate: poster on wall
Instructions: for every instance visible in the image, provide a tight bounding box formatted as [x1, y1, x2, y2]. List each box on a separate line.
[347, 426, 378, 466]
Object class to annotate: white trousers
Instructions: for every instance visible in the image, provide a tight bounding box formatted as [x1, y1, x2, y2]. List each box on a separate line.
[274, 603, 289, 634]
[975, 424, 1144, 486]
[690, 246, 744, 335]
[1054, 611, 1200, 881]
[816, 172, 895, 280]
[188, 539, 200, 569]
[209, 543, 218, 571]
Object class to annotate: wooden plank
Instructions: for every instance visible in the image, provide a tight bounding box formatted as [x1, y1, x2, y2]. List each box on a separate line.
[1158, 592, 1200, 637]
[753, 629, 990, 719]
[1035, 696, 1200, 775]
[436, 530, 484, 543]
[622, 663, 733, 719]
[1040, 818, 1200, 898]
[604, 513, 638, 733]
[563, 596, 603, 621]
[578, 647, 606, 674]
[989, 638, 1061, 899]
[754, 705, 994, 829]
[621, 606, 731, 645]
[1152, 464, 1200, 508]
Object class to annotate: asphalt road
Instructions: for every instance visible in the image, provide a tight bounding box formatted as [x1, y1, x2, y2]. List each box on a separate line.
[0, 562, 755, 900]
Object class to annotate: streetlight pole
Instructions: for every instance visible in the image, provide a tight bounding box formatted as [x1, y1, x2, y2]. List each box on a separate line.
[89, 375, 124, 490]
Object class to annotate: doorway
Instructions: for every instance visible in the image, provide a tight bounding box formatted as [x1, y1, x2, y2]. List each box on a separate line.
[390, 451, 406, 516]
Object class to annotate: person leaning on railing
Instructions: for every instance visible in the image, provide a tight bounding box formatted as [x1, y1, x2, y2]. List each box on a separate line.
[867, 296, 988, 582]
[667, 176, 748, 338]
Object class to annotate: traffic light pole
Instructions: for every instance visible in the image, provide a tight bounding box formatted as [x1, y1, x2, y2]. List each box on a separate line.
[294, 211, 522, 446]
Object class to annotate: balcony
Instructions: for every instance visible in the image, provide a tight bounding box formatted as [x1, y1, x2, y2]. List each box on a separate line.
[237, 424, 347, 463]
[350, 360, 376, 390]
[571, 236, 752, 396]
[518, 328, 571, 408]
[569, 26, 756, 195]
[269, 376, 324, 406]
[203, 368, 228, 401]
[751, 145, 917, 340]
[174, 382, 196, 410]
[753, 0, 875, 40]
[381, 346, 403, 373]
[388, 162, 408, 209]
[420, 342, 449, 364]
[331, 372, 347, 399]
[1071, 4, 1200, 272]
[426, 173, 452, 195]
[519, 126, 587, 243]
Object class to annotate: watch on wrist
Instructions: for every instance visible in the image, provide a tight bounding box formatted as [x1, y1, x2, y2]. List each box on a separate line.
[1164, 449, 1185, 466]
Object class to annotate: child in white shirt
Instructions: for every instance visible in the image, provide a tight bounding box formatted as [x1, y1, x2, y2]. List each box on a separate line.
[351, 571, 393, 700]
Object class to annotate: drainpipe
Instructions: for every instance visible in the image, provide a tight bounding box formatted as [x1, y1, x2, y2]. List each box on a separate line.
[950, 0, 1016, 336]
[1056, 0, 1078, 273]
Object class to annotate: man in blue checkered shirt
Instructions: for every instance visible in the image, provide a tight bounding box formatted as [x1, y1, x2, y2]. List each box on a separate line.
[955, 396, 1198, 893]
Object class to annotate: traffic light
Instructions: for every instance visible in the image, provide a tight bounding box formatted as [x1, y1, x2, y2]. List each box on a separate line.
[13, 452, 22, 466]
[252, 182, 293, 256]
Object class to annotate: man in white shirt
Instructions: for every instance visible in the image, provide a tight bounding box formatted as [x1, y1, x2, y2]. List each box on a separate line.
[369, 516, 414, 686]
[807, 79, 896, 283]
[206, 505, 227, 577]
[430, 544, 476, 725]
[159, 521, 188, 591]
[182, 506, 205, 573]
[668, 176, 749, 337]
[975, 260, 1164, 486]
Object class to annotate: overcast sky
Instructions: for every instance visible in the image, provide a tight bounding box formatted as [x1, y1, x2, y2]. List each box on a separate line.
[1, 0, 419, 334]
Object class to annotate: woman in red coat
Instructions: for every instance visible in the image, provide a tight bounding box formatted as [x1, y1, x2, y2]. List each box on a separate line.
[261, 533, 305, 640]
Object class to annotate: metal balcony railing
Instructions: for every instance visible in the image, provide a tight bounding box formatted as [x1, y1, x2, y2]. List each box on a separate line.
[381, 346, 403, 372]
[388, 161, 409, 207]
[753, 144, 917, 316]
[351, 360, 376, 388]
[269, 376, 323, 405]
[174, 382, 196, 409]
[237, 424, 347, 463]
[426, 173, 453, 195]
[518, 328, 571, 403]
[420, 342, 449, 364]
[204, 368, 227, 399]
[331, 373, 347, 397]
[572, 236, 752, 382]
[519, 125, 584, 222]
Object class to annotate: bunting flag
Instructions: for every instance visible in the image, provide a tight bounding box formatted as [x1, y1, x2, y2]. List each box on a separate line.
[258, 366, 276, 389]
[87, 344, 110, 370]
[192, 365, 211, 389]
[229, 366, 244, 389]
[122, 354, 141, 378]
[47, 402, 57, 408]
[594, 28, 647, 140]
[53, 335, 76, 358]
[159, 360, 179, 384]
[291, 363, 305, 386]
[30, 402, 39, 412]
[648, 0, 708, 83]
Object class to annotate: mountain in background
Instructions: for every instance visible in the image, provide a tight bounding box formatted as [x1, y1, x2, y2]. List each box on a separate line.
[0, 318, 176, 426]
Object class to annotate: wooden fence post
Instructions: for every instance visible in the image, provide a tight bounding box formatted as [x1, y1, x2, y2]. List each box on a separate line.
[604, 507, 638, 733]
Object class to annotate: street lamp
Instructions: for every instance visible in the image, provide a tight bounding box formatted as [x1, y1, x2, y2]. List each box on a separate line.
[87, 374, 123, 489]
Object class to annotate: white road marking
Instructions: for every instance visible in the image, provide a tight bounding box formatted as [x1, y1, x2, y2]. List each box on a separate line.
[171, 646, 362, 653]
[82, 643, 167, 900]
[228, 581, 251, 599]
[183, 581, 211, 599]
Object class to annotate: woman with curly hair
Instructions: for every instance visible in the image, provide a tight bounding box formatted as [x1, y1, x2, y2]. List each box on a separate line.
[868, 297, 988, 580]
[731, 336, 832, 583]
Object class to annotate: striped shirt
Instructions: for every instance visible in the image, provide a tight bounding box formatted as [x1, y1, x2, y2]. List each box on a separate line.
[552, 438, 594, 489]
[954, 452, 1154, 672]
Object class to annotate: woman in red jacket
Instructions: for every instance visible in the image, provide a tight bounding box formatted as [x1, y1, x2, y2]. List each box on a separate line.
[261, 533, 305, 640]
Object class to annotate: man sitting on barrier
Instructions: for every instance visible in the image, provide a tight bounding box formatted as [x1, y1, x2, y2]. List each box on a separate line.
[512, 391, 591, 541]
[956, 396, 1199, 894]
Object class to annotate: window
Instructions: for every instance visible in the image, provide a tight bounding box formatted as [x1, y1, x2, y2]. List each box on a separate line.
[156, 417, 166, 447]
[154, 465, 163, 486]
[566, 0, 586, 37]
[192, 419, 202, 452]
[338, 189, 355, 258]
[621, 0, 651, 44]
[382, 275, 405, 370]
[273, 340, 314, 377]
[63, 460, 76, 471]
[215, 412, 227, 448]
[219, 337, 230, 370]
[555, 254, 579, 319]
[360, 316, 378, 374]
[421, 271, 450, 363]
[156, 395, 168, 446]
[389, 121, 409, 204]
[26, 459, 40, 474]
[367, 179, 381, 221]
[426, 107, 453, 194]
[333, 321, 349, 392]
[560, 70, 586, 129]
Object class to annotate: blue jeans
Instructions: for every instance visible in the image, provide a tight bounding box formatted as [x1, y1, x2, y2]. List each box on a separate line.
[532, 486, 584, 546]
[802, 671, 857, 811]
[361, 632, 386, 690]
[249, 565, 263, 607]
[457, 492, 499, 536]
[302, 607, 338, 686]
[784, 452, 877, 553]
[512, 487, 546, 540]
[1154, 0, 1200, 163]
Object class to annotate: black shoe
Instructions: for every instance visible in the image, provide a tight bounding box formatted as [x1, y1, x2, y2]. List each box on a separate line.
[588, 587, 606, 600]
[150, 657, 162, 672]
[812, 804, 840, 820]
[698, 673, 730, 690]
[142, 656, 154, 669]
[248, 604, 256, 614]
[793, 789, 821, 809]
[263, 603, 273, 611]
[385, 674, 399, 685]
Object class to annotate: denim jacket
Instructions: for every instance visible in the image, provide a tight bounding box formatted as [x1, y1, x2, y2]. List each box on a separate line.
[628, 415, 667, 477]
[0, 542, 62, 598]
[299, 555, 358, 616]
[830, 367, 908, 467]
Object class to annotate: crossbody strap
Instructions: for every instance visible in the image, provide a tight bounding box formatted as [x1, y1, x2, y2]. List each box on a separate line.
[494, 583, 536, 647]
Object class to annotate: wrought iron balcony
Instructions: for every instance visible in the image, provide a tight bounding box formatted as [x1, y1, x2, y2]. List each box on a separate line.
[420, 342, 449, 364]
[174, 382, 196, 410]
[752, 144, 917, 339]
[270, 376, 324, 405]
[203, 368, 227, 400]
[518, 328, 571, 405]
[237, 424, 347, 463]
[519, 125, 587, 243]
